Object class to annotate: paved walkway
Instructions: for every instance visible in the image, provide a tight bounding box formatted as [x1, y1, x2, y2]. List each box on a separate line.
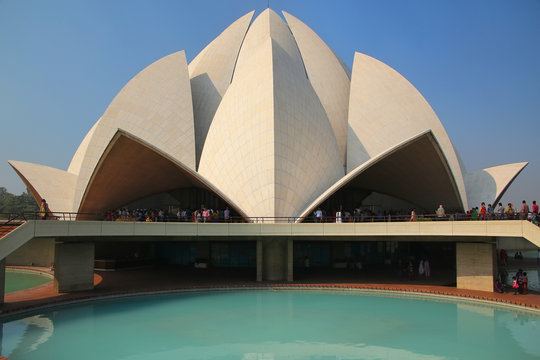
[2, 266, 540, 315]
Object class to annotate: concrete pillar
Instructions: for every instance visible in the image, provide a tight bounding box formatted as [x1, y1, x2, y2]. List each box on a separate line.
[197, 242, 210, 261]
[256, 239, 262, 282]
[456, 242, 495, 292]
[262, 238, 289, 281]
[54, 242, 95, 292]
[0, 258, 5, 306]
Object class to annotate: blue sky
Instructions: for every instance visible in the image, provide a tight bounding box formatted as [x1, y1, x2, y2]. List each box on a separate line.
[0, 0, 539, 207]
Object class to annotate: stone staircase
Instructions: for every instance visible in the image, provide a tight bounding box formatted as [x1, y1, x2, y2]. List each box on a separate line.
[0, 222, 23, 239]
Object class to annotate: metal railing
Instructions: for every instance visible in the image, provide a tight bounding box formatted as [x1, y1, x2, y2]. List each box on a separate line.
[2, 211, 538, 226]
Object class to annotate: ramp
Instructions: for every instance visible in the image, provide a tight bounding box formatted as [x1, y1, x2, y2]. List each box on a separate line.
[0, 221, 35, 260]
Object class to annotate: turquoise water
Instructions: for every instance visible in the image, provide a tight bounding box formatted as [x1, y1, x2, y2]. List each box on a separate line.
[4, 271, 51, 294]
[1, 290, 539, 359]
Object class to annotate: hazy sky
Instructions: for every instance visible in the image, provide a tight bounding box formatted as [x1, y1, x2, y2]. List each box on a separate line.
[0, 0, 539, 207]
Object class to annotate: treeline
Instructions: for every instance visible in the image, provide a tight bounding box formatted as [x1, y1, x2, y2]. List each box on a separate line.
[0, 187, 38, 214]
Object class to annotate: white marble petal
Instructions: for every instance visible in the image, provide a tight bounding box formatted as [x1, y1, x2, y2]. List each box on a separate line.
[67, 118, 101, 175]
[465, 162, 528, 208]
[198, 9, 343, 219]
[72, 51, 195, 212]
[348, 52, 468, 209]
[189, 11, 254, 167]
[8, 160, 77, 213]
[283, 11, 350, 167]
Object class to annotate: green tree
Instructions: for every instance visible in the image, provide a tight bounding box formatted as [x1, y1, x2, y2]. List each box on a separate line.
[0, 187, 39, 215]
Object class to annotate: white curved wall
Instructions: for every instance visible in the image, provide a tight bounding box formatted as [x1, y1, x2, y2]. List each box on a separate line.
[189, 11, 254, 167]
[67, 118, 101, 175]
[198, 9, 343, 218]
[72, 51, 195, 212]
[283, 11, 350, 167]
[348, 52, 468, 209]
[465, 162, 528, 207]
[9, 160, 77, 213]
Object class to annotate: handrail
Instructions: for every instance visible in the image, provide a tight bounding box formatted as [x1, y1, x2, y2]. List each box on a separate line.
[0, 212, 27, 226]
[5, 211, 538, 226]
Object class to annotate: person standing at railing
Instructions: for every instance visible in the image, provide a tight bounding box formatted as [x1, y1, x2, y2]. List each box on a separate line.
[202, 208, 209, 223]
[471, 207, 479, 220]
[496, 203, 504, 219]
[505, 203, 514, 219]
[487, 204, 494, 219]
[39, 199, 49, 220]
[335, 209, 342, 223]
[435, 204, 445, 220]
[314, 208, 323, 223]
[479, 202, 487, 220]
[520, 200, 530, 220]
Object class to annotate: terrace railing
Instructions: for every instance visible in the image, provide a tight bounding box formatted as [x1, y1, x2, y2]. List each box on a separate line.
[3, 211, 538, 226]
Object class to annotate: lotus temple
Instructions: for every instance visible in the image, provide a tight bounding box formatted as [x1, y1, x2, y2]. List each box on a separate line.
[1, 9, 538, 299]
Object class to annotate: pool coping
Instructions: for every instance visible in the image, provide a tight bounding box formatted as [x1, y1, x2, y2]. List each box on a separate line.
[3, 266, 540, 318]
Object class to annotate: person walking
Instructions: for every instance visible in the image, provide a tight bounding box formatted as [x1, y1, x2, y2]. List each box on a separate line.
[424, 259, 431, 278]
[410, 208, 417, 222]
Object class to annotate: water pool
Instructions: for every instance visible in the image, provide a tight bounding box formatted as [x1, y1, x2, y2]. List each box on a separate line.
[1, 290, 539, 359]
[4, 270, 52, 294]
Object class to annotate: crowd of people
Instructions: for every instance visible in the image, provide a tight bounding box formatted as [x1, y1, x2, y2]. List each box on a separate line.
[409, 200, 540, 224]
[312, 208, 410, 223]
[104, 207, 232, 223]
[103, 200, 540, 224]
[312, 199, 540, 224]
[497, 248, 535, 295]
[459, 200, 539, 222]
[510, 269, 529, 295]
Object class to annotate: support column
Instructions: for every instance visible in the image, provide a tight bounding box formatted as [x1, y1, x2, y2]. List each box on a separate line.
[262, 238, 288, 281]
[287, 238, 293, 282]
[456, 242, 495, 292]
[196, 241, 210, 261]
[0, 258, 5, 306]
[54, 242, 95, 292]
[256, 239, 263, 282]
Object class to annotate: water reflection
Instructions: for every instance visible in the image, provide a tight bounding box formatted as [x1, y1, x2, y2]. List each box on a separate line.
[0, 291, 539, 360]
[2, 315, 54, 358]
[506, 311, 540, 357]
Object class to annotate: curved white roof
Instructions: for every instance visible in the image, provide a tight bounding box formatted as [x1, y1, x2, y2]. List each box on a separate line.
[465, 162, 528, 207]
[283, 11, 350, 167]
[348, 52, 468, 209]
[198, 9, 343, 218]
[67, 117, 101, 175]
[189, 11, 254, 167]
[9, 160, 77, 213]
[72, 50, 195, 212]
